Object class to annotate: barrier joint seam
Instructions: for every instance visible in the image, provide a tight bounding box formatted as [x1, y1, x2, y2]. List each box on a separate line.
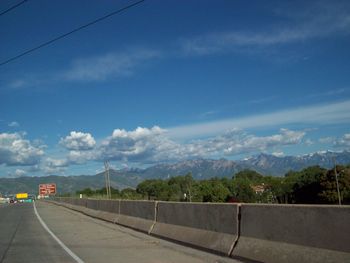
[148, 201, 158, 235]
[113, 199, 120, 224]
[229, 204, 241, 257]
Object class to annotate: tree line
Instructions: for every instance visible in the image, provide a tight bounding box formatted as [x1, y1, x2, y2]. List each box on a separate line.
[74, 165, 350, 204]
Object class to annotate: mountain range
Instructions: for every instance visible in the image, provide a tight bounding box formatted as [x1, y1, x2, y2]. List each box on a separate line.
[1, 150, 349, 195]
[138, 150, 350, 178]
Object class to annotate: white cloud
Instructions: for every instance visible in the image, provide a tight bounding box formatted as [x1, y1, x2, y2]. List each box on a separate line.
[304, 139, 314, 146]
[22, 101, 348, 169]
[60, 131, 96, 151]
[98, 126, 175, 163]
[9, 80, 25, 89]
[181, 2, 350, 55]
[167, 100, 350, 139]
[94, 127, 305, 164]
[6, 126, 307, 170]
[272, 151, 284, 157]
[306, 88, 348, 99]
[319, 137, 334, 144]
[63, 49, 160, 82]
[67, 150, 96, 164]
[42, 165, 66, 175]
[15, 169, 26, 177]
[0, 132, 44, 166]
[40, 158, 68, 175]
[7, 169, 27, 178]
[335, 133, 350, 148]
[189, 128, 305, 157]
[45, 158, 68, 168]
[57, 131, 97, 166]
[8, 121, 20, 127]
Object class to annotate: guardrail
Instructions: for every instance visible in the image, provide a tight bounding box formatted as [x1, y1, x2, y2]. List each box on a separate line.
[49, 197, 350, 263]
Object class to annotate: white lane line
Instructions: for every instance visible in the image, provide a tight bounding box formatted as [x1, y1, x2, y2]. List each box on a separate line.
[33, 201, 85, 263]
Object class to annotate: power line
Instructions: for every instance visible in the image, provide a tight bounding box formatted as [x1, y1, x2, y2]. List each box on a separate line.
[0, 0, 28, 17]
[0, 0, 145, 67]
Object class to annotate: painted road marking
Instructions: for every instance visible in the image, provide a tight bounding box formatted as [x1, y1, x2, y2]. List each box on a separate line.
[33, 201, 85, 263]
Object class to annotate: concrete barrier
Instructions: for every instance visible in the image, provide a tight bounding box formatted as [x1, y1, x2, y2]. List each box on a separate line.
[70, 198, 88, 213]
[80, 199, 102, 218]
[52, 198, 119, 223]
[86, 199, 99, 210]
[232, 204, 350, 263]
[96, 200, 119, 223]
[60, 198, 75, 210]
[75, 199, 87, 207]
[49, 198, 350, 262]
[151, 202, 239, 255]
[56, 198, 87, 213]
[117, 200, 156, 233]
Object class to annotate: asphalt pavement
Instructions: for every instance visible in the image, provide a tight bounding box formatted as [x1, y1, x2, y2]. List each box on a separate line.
[0, 202, 75, 263]
[0, 201, 243, 263]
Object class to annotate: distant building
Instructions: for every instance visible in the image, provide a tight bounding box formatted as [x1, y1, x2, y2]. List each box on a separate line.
[251, 183, 266, 194]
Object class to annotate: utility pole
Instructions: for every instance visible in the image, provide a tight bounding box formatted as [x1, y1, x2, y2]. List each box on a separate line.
[104, 161, 109, 198]
[333, 157, 342, 206]
[104, 161, 112, 199]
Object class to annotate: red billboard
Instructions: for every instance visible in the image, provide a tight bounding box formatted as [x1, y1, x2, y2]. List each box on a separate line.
[39, 183, 56, 195]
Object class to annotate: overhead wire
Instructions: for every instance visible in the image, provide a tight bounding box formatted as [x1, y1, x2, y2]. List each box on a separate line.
[0, 0, 145, 67]
[0, 0, 28, 17]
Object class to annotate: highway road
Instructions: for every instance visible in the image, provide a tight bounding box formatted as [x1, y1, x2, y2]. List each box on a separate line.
[0, 201, 243, 263]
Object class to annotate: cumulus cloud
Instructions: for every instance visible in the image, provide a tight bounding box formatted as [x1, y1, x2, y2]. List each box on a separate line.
[15, 169, 26, 177]
[98, 126, 176, 163]
[67, 150, 96, 164]
[272, 151, 284, 157]
[186, 128, 305, 157]
[95, 127, 306, 164]
[7, 169, 27, 178]
[335, 133, 350, 148]
[0, 132, 44, 166]
[45, 158, 68, 168]
[2, 126, 307, 172]
[40, 158, 68, 175]
[60, 131, 96, 151]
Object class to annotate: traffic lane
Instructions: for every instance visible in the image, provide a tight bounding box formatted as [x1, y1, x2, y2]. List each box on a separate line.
[0, 203, 22, 261]
[0, 203, 75, 263]
[37, 201, 243, 263]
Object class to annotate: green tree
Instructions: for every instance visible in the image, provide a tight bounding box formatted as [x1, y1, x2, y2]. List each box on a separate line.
[234, 169, 264, 183]
[195, 179, 230, 202]
[120, 188, 140, 200]
[291, 166, 326, 204]
[136, 179, 171, 200]
[319, 165, 350, 204]
[261, 176, 285, 203]
[228, 178, 256, 203]
[168, 173, 194, 201]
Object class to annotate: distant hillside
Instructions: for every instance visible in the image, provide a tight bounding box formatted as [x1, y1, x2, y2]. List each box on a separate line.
[140, 159, 240, 179]
[1, 150, 349, 195]
[0, 170, 142, 195]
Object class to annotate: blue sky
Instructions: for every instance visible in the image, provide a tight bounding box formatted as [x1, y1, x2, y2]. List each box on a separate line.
[1, 0, 350, 177]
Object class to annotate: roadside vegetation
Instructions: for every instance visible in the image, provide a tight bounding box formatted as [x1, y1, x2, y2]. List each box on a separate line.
[69, 165, 350, 204]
